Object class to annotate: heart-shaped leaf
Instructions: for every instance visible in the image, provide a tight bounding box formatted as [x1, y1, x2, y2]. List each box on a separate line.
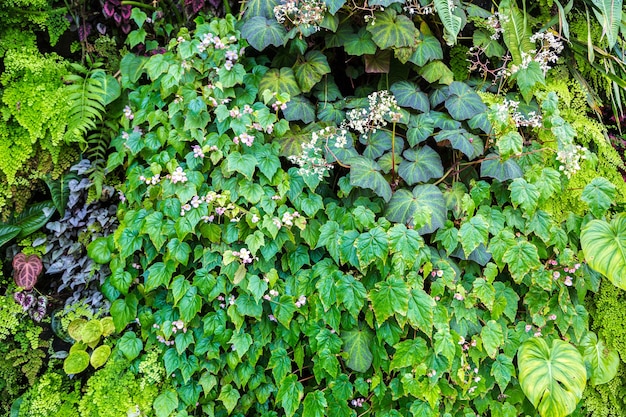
[581, 214, 626, 290]
[480, 153, 523, 181]
[63, 350, 91, 374]
[241, 16, 287, 51]
[283, 95, 316, 123]
[390, 81, 430, 112]
[385, 184, 446, 234]
[580, 332, 619, 386]
[293, 51, 331, 93]
[348, 157, 392, 202]
[12, 253, 42, 290]
[581, 177, 616, 218]
[445, 82, 487, 120]
[398, 146, 443, 185]
[366, 9, 419, 49]
[518, 338, 586, 417]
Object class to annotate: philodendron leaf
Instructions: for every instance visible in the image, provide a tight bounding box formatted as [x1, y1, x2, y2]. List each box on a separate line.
[348, 157, 392, 202]
[581, 177, 616, 218]
[518, 338, 586, 417]
[241, 16, 287, 51]
[580, 214, 626, 290]
[342, 328, 374, 372]
[580, 332, 619, 386]
[0, 224, 20, 247]
[11, 201, 56, 238]
[366, 9, 419, 49]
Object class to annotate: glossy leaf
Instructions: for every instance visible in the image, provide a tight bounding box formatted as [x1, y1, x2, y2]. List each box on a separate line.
[218, 384, 240, 414]
[277, 374, 304, 417]
[293, 51, 331, 93]
[409, 34, 444, 66]
[90, 345, 111, 369]
[241, 16, 286, 51]
[580, 332, 619, 386]
[581, 214, 626, 290]
[518, 338, 586, 417]
[390, 81, 430, 112]
[445, 82, 487, 121]
[481, 153, 523, 181]
[283, 95, 316, 123]
[386, 184, 446, 234]
[398, 146, 443, 185]
[366, 9, 418, 49]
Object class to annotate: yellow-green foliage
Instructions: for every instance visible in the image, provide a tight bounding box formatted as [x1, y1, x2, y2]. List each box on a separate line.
[0, 294, 22, 342]
[17, 372, 79, 417]
[78, 356, 161, 417]
[583, 364, 626, 417]
[138, 347, 167, 389]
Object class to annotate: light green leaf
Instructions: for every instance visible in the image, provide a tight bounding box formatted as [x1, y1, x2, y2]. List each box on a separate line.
[348, 157, 392, 202]
[154, 390, 178, 417]
[434, 327, 456, 364]
[497, 131, 523, 159]
[499, 0, 534, 65]
[580, 332, 620, 386]
[390, 338, 428, 370]
[241, 16, 287, 51]
[407, 289, 435, 333]
[491, 353, 515, 392]
[145, 261, 176, 292]
[509, 178, 540, 214]
[518, 338, 587, 417]
[342, 328, 374, 372]
[63, 350, 90, 374]
[581, 214, 626, 290]
[226, 152, 257, 180]
[277, 374, 304, 417]
[366, 9, 419, 49]
[259, 68, 301, 98]
[303, 391, 327, 417]
[388, 224, 425, 266]
[369, 277, 409, 323]
[481, 320, 504, 358]
[343, 27, 377, 56]
[591, 0, 623, 48]
[218, 384, 240, 415]
[502, 240, 540, 283]
[356, 227, 388, 269]
[110, 294, 138, 332]
[419, 61, 454, 85]
[398, 146, 443, 185]
[118, 331, 143, 361]
[337, 273, 367, 318]
[433, 0, 463, 44]
[459, 215, 489, 256]
[409, 34, 444, 66]
[512, 61, 545, 103]
[581, 177, 616, 218]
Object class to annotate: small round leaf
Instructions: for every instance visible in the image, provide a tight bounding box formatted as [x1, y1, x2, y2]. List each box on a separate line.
[63, 350, 90, 374]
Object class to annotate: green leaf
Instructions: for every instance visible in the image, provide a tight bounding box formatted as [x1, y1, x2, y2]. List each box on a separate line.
[433, 0, 463, 44]
[509, 178, 540, 214]
[277, 374, 304, 417]
[90, 345, 111, 369]
[120, 53, 147, 85]
[63, 350, 90, 375]
[45, 173, 76, 217]
[293, 51, 331, 93]
[145, 261, 176, 292]
[119, 331, 143, 361]
[348, 157, 392, 202]
[491, 353, 515, 392]
[87, 236, 113, 264]
[434, 129, 480, 159]
[0, 224, 20, 247]
[259, 68, 301, 98]
[385, 184, 446, 234]
[518, 338, 587, 417]
[218, 384, 240, 415]
[11, 201, 56, 238]
[480, 153, 523, 181]
[390, 338, 428, 370]
[407, 289, 436, 332]
[226, 152, 257, 180]
[445, 82, 487, 120]
[154, 390, 179, 417]
[167, 238, 191, 266]
[473, 278, 495, 310]
[497, 131, 523, 159]
[370, 277, 409, 323]
[90, 71, 120, 105]
[110, 294, 138, 332]
[283, 95, 316, 123]
[502, 240, 540, 283]
[179, 287, 202, 322]
[366, 9, 418, 49]
[303, 391, 327, 417]
[337, 273, 367, 318]
[356, 227, 388, 269]
[434, 327, 456, 364]
[398, 146, 443, 185]
[498, 0, 534, 66]
[581, 177, 616, 218]
[409, 34, 444, 66]
[513, 61, 545, 102]
[388, 224, 425, 266]
[591, 0, 623, 48]
[324, 0, 346, 14]
[459, 215, 489, 256]
[241, 16, 287, 51]
[581, 214, 626, 290]
[481, 320, 504, 358]
[343, 27, 377, 56]
[243, 0, 278, 18]
[273, 295, 297, 328]
[419, 61, 454, 85]
[390, 81, 430, 112]
[580, 332, 620, 386]
[342, 328, 374, 373]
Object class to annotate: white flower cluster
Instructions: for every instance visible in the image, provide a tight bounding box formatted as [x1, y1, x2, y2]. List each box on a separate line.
[556, 144, 587, 178]
[486, 12, 507, 40]
[403, 0, 433, 15]
[494, 99, 542, 128]
[233, 132, 255, 146]
[511, 32, 563, 75]
[287, 129, 334, 180]
[344, 90, 401, 137]
[170, 166, 188, 184]
[274, 0, 326, 30]
[233, 247, 254, 264]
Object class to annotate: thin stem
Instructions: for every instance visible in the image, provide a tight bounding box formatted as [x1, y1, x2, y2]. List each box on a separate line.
[121, 1, 157, 10]
[391, 121, 397, 181]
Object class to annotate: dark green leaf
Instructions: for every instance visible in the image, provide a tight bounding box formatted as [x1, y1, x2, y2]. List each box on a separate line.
[241, 16, 287, 51]
[398, 146, 443, 185]
[342, 328, 374, 372]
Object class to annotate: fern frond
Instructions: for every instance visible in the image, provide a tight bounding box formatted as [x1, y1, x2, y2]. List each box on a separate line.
[63, 64, 107, 146]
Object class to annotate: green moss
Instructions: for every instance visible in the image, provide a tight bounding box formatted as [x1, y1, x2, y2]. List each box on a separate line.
[583, 364, 626, 417]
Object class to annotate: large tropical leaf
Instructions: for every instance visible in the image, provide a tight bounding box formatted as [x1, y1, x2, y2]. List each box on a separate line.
[579, 332, 620, 386]
[433, 0, 463, 45]
[518, 338, 587, 417]
[580, 214, 626, 290]
[591, 0, 623, 48]
[498, 0, 534, 66]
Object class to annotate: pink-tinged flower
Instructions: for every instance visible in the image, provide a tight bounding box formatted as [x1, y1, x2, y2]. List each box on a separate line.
[564, 276, 573, 286]
[123, 105, 134, 120]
